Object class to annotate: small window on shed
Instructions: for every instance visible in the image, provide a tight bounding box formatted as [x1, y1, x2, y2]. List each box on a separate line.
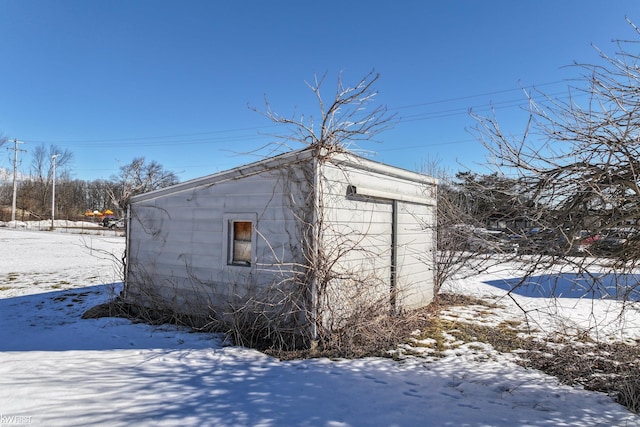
[230, 221, 252, 266]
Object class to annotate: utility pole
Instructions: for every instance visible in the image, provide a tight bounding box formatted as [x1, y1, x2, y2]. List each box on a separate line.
[51, 154, 59, 230]
[9, 139, 26, 223]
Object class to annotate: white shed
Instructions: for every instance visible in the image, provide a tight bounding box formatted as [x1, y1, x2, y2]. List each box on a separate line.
[124, 147, 437, 343]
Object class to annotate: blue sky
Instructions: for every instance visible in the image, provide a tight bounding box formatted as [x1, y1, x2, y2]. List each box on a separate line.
[0, 1, 638, 182]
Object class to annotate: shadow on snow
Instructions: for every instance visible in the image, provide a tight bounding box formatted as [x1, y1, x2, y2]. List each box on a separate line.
[484, 272, 640, 301]
[0, 283, 223, 352]
[0, 284, 636, 426]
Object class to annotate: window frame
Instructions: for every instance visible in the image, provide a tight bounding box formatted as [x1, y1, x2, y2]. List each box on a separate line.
[223, 213, 257, 267]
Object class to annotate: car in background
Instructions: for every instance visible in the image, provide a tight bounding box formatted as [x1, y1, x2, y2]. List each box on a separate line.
[103, 218, 124, 229]
[516, 228, 568, 255]
[466, 228, 519, 254]
[102, 217, 115, 227]
[581, 228, 635, 256]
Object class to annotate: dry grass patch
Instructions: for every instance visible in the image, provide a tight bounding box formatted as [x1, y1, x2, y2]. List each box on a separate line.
[413, 292, 640, 414]
[518, 338, 640, 413]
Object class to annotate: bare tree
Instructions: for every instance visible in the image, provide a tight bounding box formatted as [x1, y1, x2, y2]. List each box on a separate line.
[467, 23, 640, 409]
[117, 72, 435, 356]
[214, 71, 432, 355]
[26, 144, 73, 217]
[30, 144, 73, 182]
[470, 19, 640, 333]
[84, 179, 113, 212]
[473, 19, 640, 262]
[253, 70, 396, 152]
[108, 157, 179, 215]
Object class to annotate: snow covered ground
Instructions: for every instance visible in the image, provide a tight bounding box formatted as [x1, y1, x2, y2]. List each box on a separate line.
[1, 227, 639, 426]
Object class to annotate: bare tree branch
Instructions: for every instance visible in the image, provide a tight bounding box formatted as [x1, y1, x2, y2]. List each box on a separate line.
[250, 70, 397, 153]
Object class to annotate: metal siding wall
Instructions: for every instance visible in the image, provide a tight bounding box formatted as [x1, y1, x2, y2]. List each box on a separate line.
[125, 153, 436, 323]
[319, 162, 436, 312]
[126, 166, 310, 316]
[319, 164, 393, 315]
[396, 202, 435, 308]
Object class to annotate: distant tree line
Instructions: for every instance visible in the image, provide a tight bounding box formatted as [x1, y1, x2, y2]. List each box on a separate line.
[0, 144, 179, 222]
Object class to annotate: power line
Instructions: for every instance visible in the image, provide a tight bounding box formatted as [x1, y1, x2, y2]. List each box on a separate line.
[389, 80, 568, 111]
[19, 80, 574, 148]
[7, 79, 585, 179]
[23, 125, 279, 145]
[398, 89, 579, 123]
[377, 138, 476, 152]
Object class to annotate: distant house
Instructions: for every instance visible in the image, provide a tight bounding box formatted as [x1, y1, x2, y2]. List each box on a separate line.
[124, 147, 437, 343]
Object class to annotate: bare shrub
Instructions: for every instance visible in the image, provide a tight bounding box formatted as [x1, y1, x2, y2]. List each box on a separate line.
[214, 277, 312, 351]
[466, 21, 640, 370]
[114, 71, 438, 359]
[618, 377, 640, 414]
[245, 71, 435, 355]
